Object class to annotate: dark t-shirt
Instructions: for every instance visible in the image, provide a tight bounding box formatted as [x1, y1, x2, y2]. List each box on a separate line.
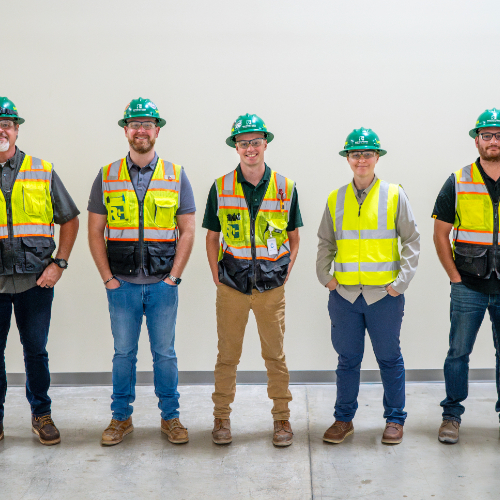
[432, 157, 500, 294]
[202, 164, 303, 232]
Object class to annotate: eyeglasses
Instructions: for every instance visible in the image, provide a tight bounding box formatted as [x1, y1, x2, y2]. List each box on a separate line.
[0, 120, 16, 130]
[348, 151, 377, 160]
[479, 132, 500, 141]
[126, 121, 157, 130]
[235, 138, 266, 149]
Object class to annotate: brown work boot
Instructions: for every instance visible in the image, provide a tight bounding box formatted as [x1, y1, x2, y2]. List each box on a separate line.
[273, 420, 293, 447]
[438, 419, 460, 444]
[212, 418, 232, 445]
[323, 420, 354, 444]
[161, 417, 189, 444]
[382, 422, 404, 444]
[101, 417, 133, 446]
[0, 420, 3, 441]
[32, 415, 61, 445]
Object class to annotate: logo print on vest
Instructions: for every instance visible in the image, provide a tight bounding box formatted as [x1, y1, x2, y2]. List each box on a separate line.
[108, 194, 129, 222]
[226, 213, 242, 241]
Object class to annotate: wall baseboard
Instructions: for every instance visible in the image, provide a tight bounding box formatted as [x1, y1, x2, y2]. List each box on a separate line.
[5, 368, 495, 386]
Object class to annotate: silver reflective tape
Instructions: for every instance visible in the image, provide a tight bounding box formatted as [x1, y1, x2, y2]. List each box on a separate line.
[144, 229, 176, 240]
[107, 228, 138, 240]
[377, 181, 389, 231]
[335, 185, 348, 232]
[334, 261, 359, 273]
[360, 261, 401, 272]
[13, 224, 53, 236]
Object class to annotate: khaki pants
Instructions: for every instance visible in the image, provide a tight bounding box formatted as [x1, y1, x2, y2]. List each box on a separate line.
[212, 284, 292, 420]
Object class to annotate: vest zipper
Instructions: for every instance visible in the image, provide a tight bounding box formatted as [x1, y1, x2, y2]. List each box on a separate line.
[243, 177, 269, 289]
[129, 157, 159, 275]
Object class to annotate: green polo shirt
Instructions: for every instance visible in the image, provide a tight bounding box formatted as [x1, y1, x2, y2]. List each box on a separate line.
[202, 164, 303, 232]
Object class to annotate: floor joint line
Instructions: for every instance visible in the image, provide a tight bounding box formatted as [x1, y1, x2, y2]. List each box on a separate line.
[306, 386, 314, 500]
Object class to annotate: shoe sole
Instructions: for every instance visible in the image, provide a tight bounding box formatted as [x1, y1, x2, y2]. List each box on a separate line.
[32, 427, 61, 446]
[438, 435, 458, 444]
[100, 425, 134, 446]
[381, 437, 403, 445]
[212, 436, 232, 445]
[161, 427, 189, 444]
[273, 439, 293, 447]
[323, 429, 354, 444]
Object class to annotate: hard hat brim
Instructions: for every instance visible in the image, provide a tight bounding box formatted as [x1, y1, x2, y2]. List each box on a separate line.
[469, 123, 500, 138]
[226, 131, 274, 148]
[0, 115, 24, 125]
[339, 148, 387, 157]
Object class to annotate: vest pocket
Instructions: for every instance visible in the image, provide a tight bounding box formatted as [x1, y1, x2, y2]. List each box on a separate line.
[219, 256, 250, 293]
[107, 244, 137, 275]
[154, 199, 176, 228]
[459, 200, 485, 227]
[454, 244, 488, 277]
[23, 186, 46, 217]
[21, 236, 56, 273]
[146, 242, 175, 275]
[257, 254, 290, 290]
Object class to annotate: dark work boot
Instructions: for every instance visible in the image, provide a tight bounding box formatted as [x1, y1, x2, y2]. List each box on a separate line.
[32, 415, 61, 445]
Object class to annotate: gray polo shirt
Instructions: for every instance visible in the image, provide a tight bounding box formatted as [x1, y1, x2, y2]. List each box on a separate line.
[316, 175, 420, 305]
[87, 152, 196, 284]
[0, 147, 80, 294]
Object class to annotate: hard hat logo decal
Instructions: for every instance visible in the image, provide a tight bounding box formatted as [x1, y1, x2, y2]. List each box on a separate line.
[246, 120, 252, 126]
[235, 120, 242, 129]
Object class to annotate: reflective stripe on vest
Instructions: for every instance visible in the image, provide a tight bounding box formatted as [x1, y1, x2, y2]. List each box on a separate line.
[329, 180, 400, 285]
[0, 155, 54, 240]
[102, 157, 181, 242]
[453, 163, 498, 246]
[216, 169, 294, 261]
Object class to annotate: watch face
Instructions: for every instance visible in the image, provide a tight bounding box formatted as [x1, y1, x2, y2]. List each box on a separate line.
[55, 259, 68, 269]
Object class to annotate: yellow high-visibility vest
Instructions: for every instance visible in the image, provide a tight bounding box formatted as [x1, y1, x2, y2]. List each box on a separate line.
[453, 162, 498, 247]
[102, 157, 181, 242]
[102, 157, 181, 276]
[216, 169, 294, 262]
[328, 179, 400, 285]
[0, 155, 54, 239]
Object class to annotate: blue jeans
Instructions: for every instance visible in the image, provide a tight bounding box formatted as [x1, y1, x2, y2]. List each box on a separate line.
[328, 290, 407, 425]
[0, 285, 54, 421]
[441, 282, 500, 423]
[106, 279, 180, 421]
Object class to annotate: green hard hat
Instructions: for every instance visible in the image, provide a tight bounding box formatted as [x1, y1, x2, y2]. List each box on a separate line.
[118, 97, 166, 128]
[226, 113, 274, 147]
[339, 128, 387, 157]
[0, 97, 24, 124]
[469, 108, 500, 138]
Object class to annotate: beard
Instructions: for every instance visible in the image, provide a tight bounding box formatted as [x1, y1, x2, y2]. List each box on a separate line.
[478, 143, 500, 162]
[128, 135, 155, 154]
[0, 138, 10, 153]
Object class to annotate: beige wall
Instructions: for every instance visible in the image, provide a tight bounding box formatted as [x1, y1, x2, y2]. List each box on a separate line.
[4, 0, 500, 374]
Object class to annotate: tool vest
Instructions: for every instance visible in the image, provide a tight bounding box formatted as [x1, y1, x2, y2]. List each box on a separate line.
[0, 155, 56, 275]
[452, 162, 500, 278]
[102, 157, 181, 276]
[216, 169, 295, 294]
[328, 179, 400, 285]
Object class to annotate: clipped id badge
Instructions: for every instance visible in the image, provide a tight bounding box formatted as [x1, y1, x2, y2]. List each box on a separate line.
[267, 237, 278, 257]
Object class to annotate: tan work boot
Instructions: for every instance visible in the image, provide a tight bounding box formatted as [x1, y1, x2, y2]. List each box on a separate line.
[438, 419, 460, 444]
[382, 422, 404, 444]
[101, 417, 133, 446]
[161, 417, 189, 444]
[0, 420, 3, 441]
[273, 420, 293, 447]
[212, 418, 232, 444]
[323, 420, 354, 444]
[32, 415, 61, 446]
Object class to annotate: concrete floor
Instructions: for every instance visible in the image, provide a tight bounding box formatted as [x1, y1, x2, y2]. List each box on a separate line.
[0, 383, 499, 500]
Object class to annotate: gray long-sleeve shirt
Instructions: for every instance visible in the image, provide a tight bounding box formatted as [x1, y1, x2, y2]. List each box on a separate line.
[316, 175, 420, 305]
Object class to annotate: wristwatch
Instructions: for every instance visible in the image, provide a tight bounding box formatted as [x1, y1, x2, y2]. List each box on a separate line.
[167, 274, 182, 285]
[52, 258, 68, 269]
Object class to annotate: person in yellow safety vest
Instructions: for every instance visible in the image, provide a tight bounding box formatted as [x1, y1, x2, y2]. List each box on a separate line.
[316, 128, 420, 446]
[203, 113, 303, 447]
[87, 98, 196, 446]
[433, 108, 500, 444]
[0, 97, 80, 446]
